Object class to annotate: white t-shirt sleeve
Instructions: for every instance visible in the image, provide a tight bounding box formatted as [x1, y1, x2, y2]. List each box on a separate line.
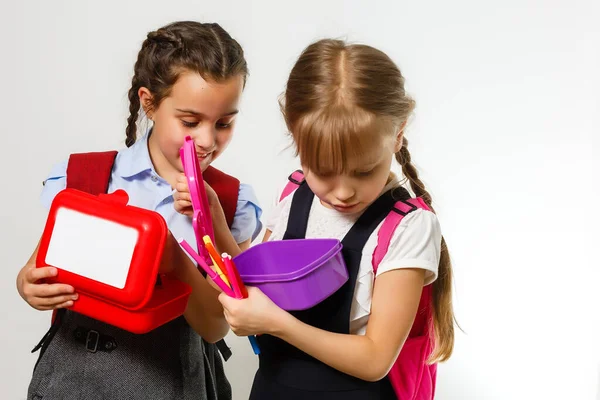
[265, 183, 290, 233]
[375, 208, 442, 285]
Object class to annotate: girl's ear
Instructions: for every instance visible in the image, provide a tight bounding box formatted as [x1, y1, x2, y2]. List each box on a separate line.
[394, 121, 407, 153]
[138, 87, 155, 120]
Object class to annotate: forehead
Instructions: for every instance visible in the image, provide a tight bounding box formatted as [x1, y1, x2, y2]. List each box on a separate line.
[347, 139, 390, 169]
[167, 71, 244, 115]
[296, 108, 396, 174]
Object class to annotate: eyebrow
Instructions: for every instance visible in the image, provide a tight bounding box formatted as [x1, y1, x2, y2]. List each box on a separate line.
[175, 108, 239, 118]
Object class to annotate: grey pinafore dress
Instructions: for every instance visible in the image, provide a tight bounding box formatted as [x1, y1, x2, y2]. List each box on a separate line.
[28, 309, 231, 400]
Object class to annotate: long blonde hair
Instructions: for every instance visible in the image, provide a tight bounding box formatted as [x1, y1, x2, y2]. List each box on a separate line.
[281, 39, 454, 363]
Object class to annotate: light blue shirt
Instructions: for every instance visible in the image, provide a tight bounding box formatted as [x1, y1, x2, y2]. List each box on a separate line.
[40, 133, 262, 251]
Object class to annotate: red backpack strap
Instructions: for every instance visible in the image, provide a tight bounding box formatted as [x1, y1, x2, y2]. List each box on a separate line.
[66, 151, 118, 195]
[202, 166, 240, 228]
[47, 151, 117, 326]
[279, 170, 305, 202]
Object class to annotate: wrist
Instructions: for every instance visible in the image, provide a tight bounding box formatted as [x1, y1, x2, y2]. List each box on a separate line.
[269, 307, 295, 338]
[209, 200, 225, 219]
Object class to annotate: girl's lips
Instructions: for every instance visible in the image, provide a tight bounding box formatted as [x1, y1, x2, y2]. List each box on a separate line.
[331, 202, 360, 212]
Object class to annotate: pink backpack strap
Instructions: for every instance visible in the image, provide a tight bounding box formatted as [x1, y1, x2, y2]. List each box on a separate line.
[372, 196, 436, 399]
[279, 170, 305, 202]
[372, 197, 430, 274]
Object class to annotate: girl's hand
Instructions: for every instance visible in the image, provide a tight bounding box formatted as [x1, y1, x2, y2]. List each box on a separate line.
[17, 264, 78, 311]
[218, 286, 288, 336]
[203, 181, 219, 208]
[174, 173, 220, 216]
[174, 173, 193, 216]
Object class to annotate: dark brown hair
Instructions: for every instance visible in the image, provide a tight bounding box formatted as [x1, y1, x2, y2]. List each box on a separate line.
[126, 21, 248, 147]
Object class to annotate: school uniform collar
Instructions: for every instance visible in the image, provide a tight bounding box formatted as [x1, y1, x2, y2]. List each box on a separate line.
[114, 131, 155, 179]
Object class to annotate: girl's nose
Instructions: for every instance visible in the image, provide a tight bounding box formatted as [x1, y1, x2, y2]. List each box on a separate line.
[333, 180, 356, 203]
[192, 126, 216, 152]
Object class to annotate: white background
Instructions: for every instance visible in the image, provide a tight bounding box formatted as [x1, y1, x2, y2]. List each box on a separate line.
[1, 0, 598, 399]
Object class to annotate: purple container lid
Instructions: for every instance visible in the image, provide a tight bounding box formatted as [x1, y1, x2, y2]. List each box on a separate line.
[234, 239, 344, 284]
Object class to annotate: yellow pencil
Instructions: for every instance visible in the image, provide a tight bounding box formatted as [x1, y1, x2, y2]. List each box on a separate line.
[202, 235, 230, 287]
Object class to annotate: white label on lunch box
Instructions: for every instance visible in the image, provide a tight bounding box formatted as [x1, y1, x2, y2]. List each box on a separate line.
[45, 207, 139, 289]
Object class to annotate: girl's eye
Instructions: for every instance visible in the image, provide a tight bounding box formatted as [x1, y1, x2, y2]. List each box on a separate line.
[181, 120, 198, 128]
[355, 169, 374, 177]
[217, 119, 234, 129]
[314, 171, 335, 179]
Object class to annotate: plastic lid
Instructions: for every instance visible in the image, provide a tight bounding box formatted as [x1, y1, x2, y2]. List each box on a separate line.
[241, 240, 343, 283]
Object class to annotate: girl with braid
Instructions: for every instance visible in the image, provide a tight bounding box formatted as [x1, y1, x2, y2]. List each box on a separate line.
[17, 21, 261, 400]
[182, 39, 455, 399]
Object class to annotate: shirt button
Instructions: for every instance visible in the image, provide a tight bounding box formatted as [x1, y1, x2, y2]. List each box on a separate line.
[150, 175, 158, 183]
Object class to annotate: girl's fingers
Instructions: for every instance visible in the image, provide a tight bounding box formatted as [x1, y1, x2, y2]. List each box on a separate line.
[54, 300, 75, 309]
[37, 294, 78, 307]
[34, 283, 75, 298]
[178, 192, 192, 202]
[175, 182, 189, 193]
[27, 266, 58, 283]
